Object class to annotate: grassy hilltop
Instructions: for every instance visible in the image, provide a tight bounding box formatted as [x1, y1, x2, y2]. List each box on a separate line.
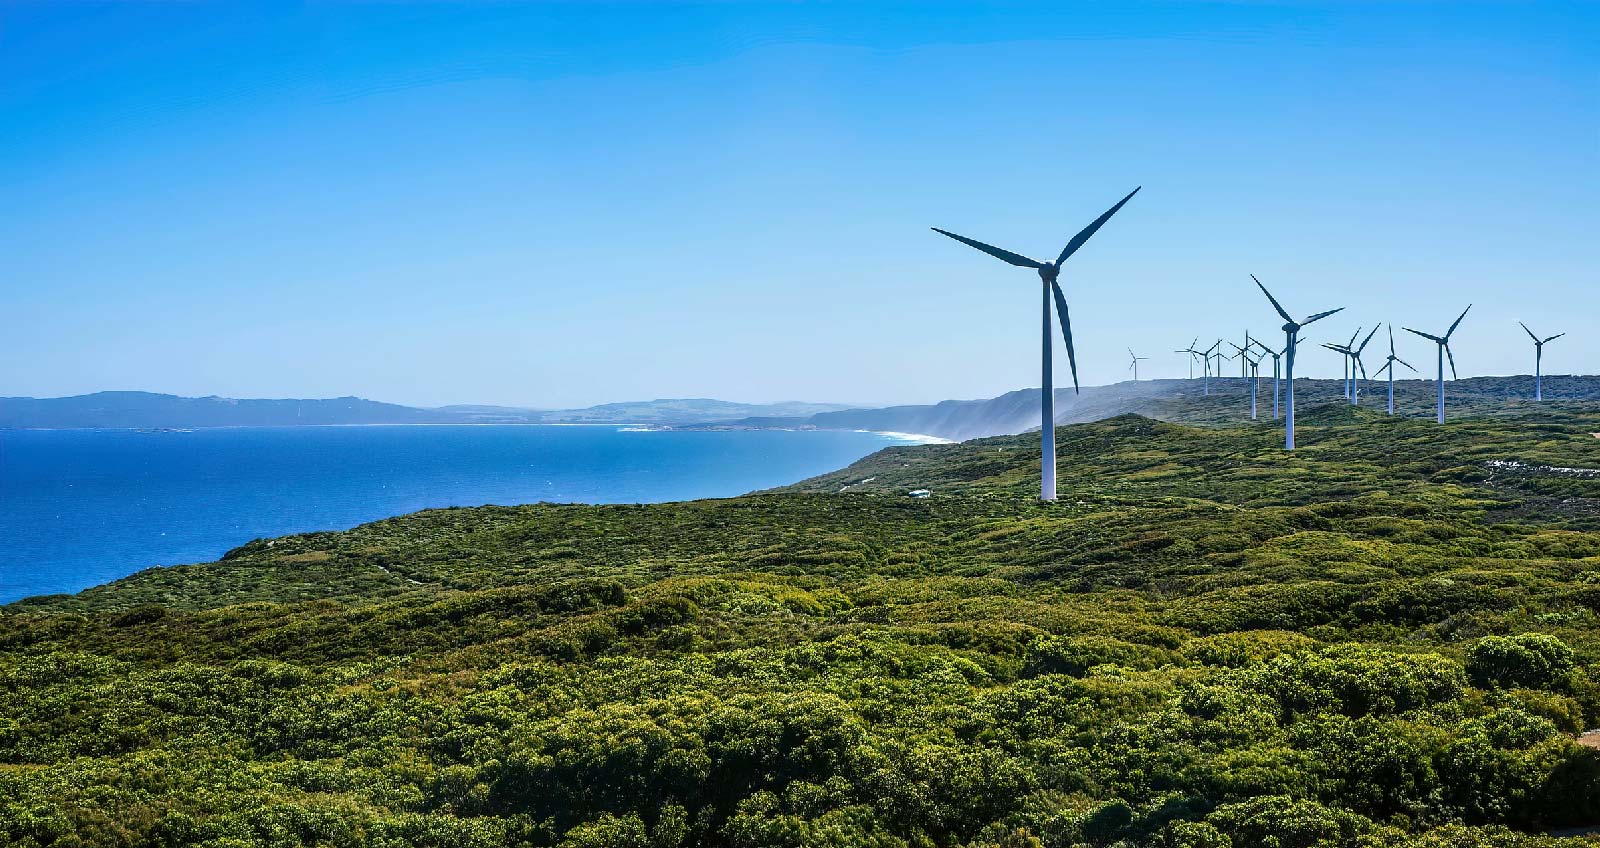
[7, 401, 1600, 847]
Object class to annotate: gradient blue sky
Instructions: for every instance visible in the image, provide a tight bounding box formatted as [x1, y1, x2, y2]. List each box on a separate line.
[3, 1, 1596, 408]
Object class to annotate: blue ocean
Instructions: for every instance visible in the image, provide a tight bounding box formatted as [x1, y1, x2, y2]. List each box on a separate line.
[0, 425, 919, 603]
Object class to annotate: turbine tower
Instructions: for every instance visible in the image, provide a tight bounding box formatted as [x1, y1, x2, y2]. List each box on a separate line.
[932, 186, 1141, 501]
[1253, 275, 1343, 450]
[1518, 322, 1565, 401]
[1127, 349, 1149, 381]
[1403, 304, 1471, 424]
[1371, 325, 1416, 415]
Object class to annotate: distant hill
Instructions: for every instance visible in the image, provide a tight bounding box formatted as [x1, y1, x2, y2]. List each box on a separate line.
[0, 392, 450, 429]
[0, 392, 856, 429]
[530, 398, 853, 425]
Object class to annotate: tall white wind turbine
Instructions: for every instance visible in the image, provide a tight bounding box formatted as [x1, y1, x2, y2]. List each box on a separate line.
[1518, 322, 1564, 402]
[1253, 275, 1344, 450]
[933, 187, 1141, 500]
[1403, 304, 1471, 424]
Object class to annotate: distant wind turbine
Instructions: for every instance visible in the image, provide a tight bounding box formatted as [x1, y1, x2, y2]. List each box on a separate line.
[1253, 275, 1344, 450]
[1249, 338, 1284, 419]
[1200, 339, 1223, 396]
[1329, 327, 1361, 398]
[1519, 322, 1565, 401]
[1175, 337, 1201, 379]
[933, 186, 1141, 500]
[1230, 340, 1265, 419]
[1207, 340, 1227, 390]
[1371, 325, 1416, 415]
[1403, 304, 1472, 424]
[1324, 325, 1380, 406]
[1127, 348, 1149, 381]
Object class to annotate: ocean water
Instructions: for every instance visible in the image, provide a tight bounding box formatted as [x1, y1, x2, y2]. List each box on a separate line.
[0, 425, 920, 603]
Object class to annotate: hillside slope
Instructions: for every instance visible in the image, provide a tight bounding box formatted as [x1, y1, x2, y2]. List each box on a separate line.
[7, 408, 1600, 846]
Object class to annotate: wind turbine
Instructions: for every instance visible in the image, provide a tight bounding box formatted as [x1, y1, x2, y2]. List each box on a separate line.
[1371, 325, 1416, 415]
[1201, 339, 1223, 396]
[933, 186, 1141, 500]
[1349, 325, 1380, 405]
[1127, 349, 1149, 381]
[1175, 337, 1201, 379]
[1230, 341, 1264, 419]
[1329, 327, 1361, 398]
[1324, 325, 1380, 406]
[1518, 322, 1565, 401]
[1249, 338, 1284, 420]
[1403, 304, 1471, 424]
[1253, 275, 1344, 450]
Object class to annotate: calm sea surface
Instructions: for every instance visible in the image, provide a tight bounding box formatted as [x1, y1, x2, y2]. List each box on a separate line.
[0, 425, 918, 603]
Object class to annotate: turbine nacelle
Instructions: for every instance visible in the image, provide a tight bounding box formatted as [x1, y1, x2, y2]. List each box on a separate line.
[1036, 262, 1060, 283]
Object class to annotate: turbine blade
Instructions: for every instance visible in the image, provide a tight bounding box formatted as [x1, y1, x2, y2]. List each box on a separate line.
[1402, 327, 1442, 343]
[1302, 307, 1344, 326]
[1388, 324, 1395, 355]
[1445, 343, 1458, 380]
[1050, 280, 1080, 394]
[1056, 186, 1141, 266]
[1545, 333, 1565, 343]
[1252, 275, 1293, 324]
[1397, 357, 1417, 372]
[1520, 321, 1539, 343]
[930, 228, 1045, 269]
[1374, 361, 1392, 378]
[1446, 303, 1472, 338]
[1358, 324, 1380, 353]
[1357, 357, 1368, 380]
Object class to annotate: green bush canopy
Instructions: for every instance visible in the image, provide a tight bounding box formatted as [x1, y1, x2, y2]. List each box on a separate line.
[7, 403, 1600, 847]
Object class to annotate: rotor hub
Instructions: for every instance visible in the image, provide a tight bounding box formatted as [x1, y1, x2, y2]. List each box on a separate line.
[1038, 262, 1059, 283]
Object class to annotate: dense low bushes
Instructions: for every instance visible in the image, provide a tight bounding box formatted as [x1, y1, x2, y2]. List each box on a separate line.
[7, 411, 1600, 846]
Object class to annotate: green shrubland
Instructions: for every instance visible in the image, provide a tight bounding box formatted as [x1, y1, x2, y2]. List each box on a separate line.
[6, 402, 1600, 846]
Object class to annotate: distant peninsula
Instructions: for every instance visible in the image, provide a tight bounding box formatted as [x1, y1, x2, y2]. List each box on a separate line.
[0, 391, 853, 431]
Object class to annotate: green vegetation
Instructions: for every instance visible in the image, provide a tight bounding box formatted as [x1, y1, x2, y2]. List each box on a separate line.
[7, 402, 1600, 847]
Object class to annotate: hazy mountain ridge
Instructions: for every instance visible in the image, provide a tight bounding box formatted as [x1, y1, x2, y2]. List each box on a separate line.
[0, 392, 854, 429]
[10, 377, 1600, 434]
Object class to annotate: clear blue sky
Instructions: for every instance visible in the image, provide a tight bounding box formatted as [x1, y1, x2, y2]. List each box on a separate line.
[3, 1, 1595, 408]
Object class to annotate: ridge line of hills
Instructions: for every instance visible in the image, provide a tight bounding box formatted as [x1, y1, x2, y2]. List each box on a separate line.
[7, 375, 1600, 438]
